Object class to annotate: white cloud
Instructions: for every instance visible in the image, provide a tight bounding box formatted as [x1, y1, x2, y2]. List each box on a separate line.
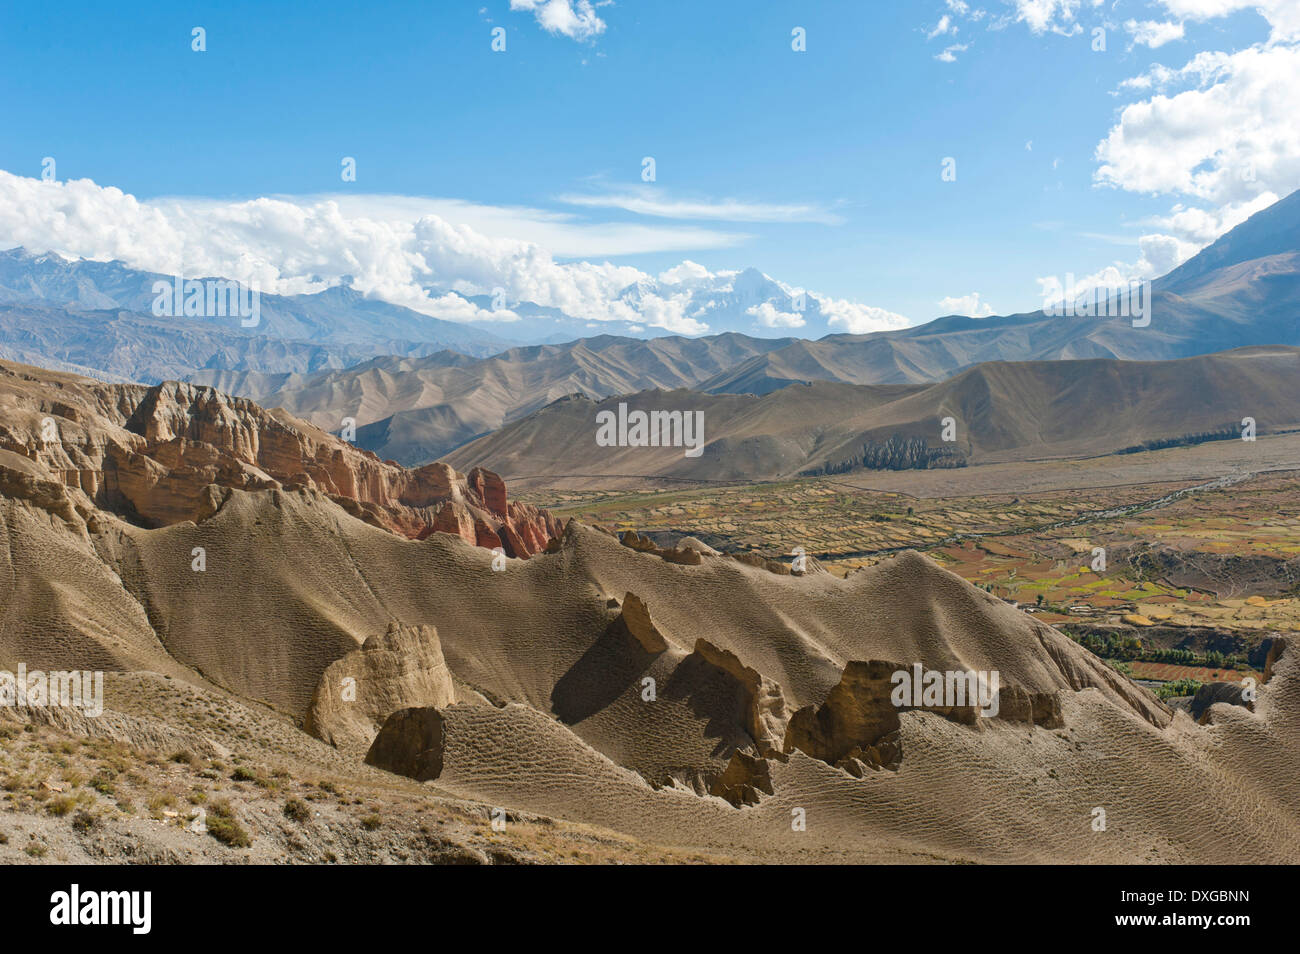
[1088, 0, 1300, 297]
[1037, 231, 1201, 306]
[814, 294, 910, 334]
[0, 171, 909, 339]
[556, 189, 843, 224]
[1156, 0, 1300, 42]
[1123, 19, 1186, 48]
[318, 194, 745, 258]
[657, 260, 722, 286]
[510, 0, 606, 41]
[423, 293, 521, 324]
[1011, 0, 1082, 35]
[921, 3, 986, 59]
[938, 292, 996, 316]
[0, 171, 712, 332]
[927, 15, 956, 39]
[1095, 43, 1300, 204]
[1147, 192, 1278, 243]
[746, 302, 806, 329]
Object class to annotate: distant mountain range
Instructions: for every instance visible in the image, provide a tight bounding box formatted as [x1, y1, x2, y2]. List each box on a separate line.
[703, 188, 1300, 393]
[196, 334, 795, 464]
[445, 346, 1300, 482]
[178, 188, 1300, 464]
[0, 248, 514, 378]
[2, 188, 1298, 464]
[439, 264, 829, 343]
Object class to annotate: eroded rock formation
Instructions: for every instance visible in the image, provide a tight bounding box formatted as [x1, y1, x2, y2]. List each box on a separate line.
[784, 660, 1073, 775]
[304, 623, 456, 751]
[1190, 682, 1253, 724]
[784, 660, 909, 770]
[0, 365, 561, 556]
[708, 750, 775, 807]
[690, 639, 789, 757]
[364, 707, 447, 781]
[606, 593, 669, 654]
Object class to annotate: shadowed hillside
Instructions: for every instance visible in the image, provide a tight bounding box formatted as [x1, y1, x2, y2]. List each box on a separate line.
[445, 346, 1300, 482]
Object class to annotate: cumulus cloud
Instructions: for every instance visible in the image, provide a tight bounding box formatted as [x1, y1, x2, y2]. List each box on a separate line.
[1011, 0, 1082, 36]
[0, 171, 910, 339]
[510, 0, 606, 42]
[1042, 196, 1279, 310]
[814, 294, 910, 334]
[1036, 232, 1200, 307]
[1095, 43, 1300, 204]
[1123, 18, 1186, 47]
[1148, 192, 1279, 244]
[657, 260, 720, 286]
[1081, 0, 1300, 300]
[423, 292, 521, 324]
[0, 170, 713, 332]
[1156, 0, 1300, 42]
[938, 292, 996, 317]
[746, 302, 806, 329]
[935, 43, 970, 61]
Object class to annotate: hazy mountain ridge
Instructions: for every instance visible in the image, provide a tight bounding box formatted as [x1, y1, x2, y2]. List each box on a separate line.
[709, 190, 1300, 390]
[0, 248, 514, 379]
[226, 332, 797, 465]
[179, 189, 1300, 464]
[445, 346, 1300, 482]
[3, 189, 1298, 467]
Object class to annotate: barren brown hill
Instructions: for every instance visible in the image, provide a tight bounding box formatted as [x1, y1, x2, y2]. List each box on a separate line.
[701, 189, 1300, 394]
[1, 359, 1298, 862]
[444, 346, 1300, 483]
[189, 333, 793, 466]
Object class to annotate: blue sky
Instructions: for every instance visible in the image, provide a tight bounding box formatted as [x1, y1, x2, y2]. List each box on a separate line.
[0, 0, 1293, 336]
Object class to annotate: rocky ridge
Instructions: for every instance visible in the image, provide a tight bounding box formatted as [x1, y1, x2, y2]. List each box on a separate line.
[0, 361, 560, 556]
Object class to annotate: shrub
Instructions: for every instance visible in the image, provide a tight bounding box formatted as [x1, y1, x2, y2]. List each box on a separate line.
[360, 814, 382, 831]
[205, 800, 251, 848]
[146, 792, 175, 816]
[89, 770, 116, 795]
[283, 798, 311, 823]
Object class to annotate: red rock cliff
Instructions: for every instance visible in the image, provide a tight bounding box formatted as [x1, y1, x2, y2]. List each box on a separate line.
[0, 367, 561, 557]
